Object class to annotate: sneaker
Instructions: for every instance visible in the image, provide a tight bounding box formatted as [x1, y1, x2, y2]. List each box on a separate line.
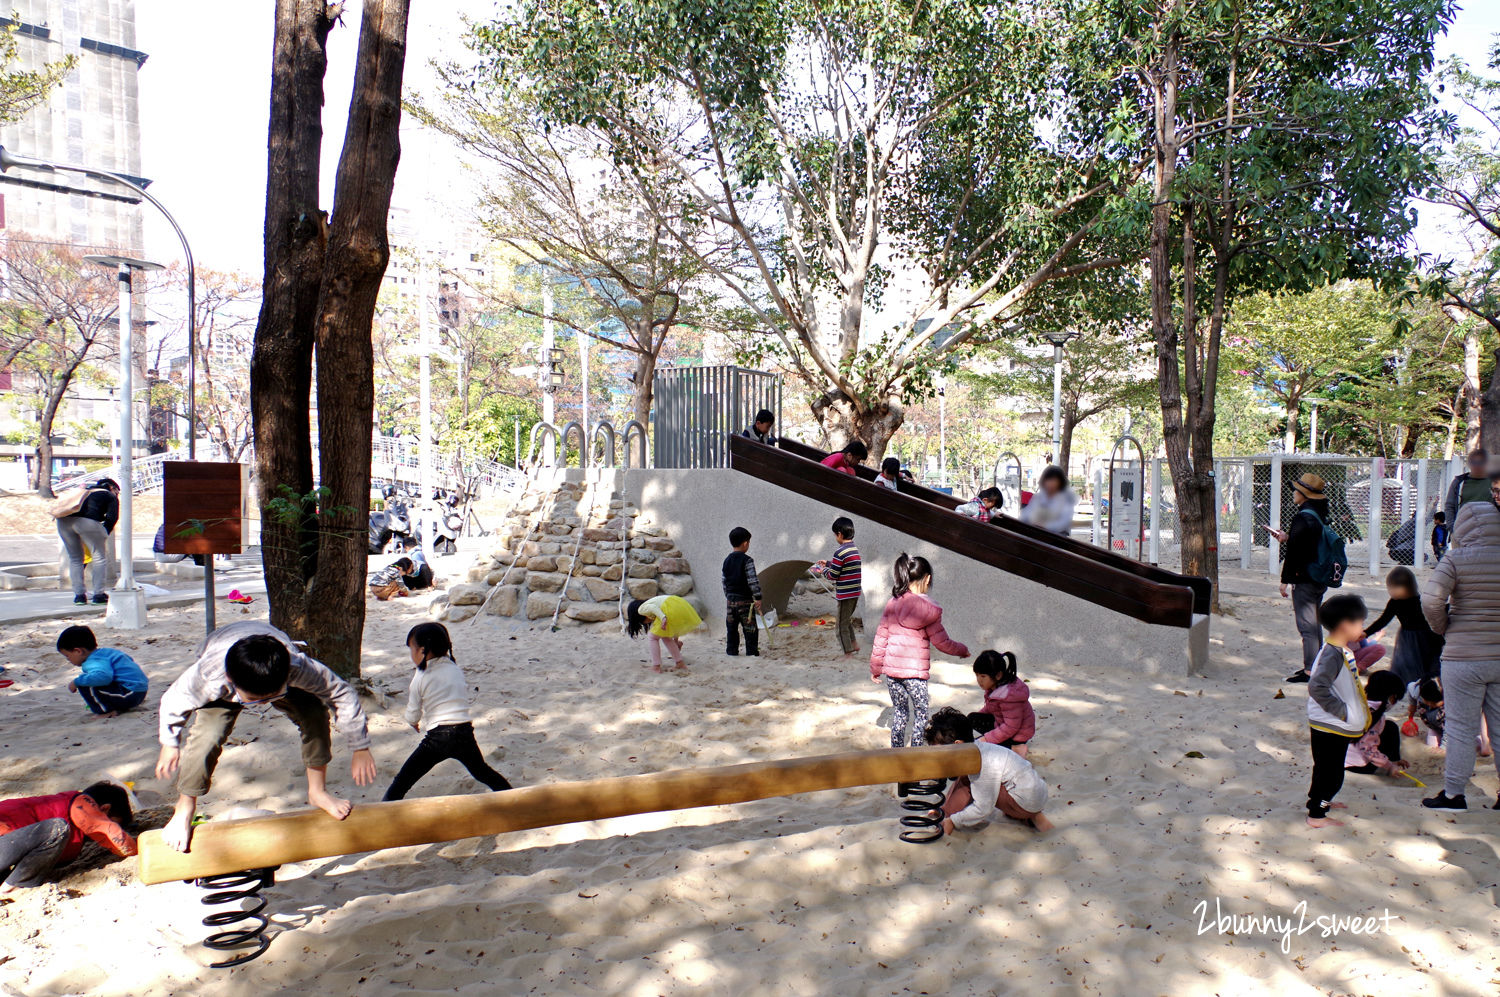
[1285, 671, 1310, 684]
[73, 595, 87, 605]
[91, 593, 108, 605]
[1422, 792, 1467, 812]
[1491, 795, 1500, 812]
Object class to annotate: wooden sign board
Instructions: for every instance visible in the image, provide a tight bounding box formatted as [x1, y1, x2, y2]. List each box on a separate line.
[162, 461, 248, 555]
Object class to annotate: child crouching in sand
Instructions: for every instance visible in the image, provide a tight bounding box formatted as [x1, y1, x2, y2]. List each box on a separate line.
[1306, 595, 1372, 829]
[925, 707, 1053, 833]
[968, 649, 1035, 757]
[1344, 670, 1410, 777]
[626, 595, 704, 672]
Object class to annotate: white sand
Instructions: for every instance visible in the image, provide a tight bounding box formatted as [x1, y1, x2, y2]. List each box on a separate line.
[1, 570, 1498, 996]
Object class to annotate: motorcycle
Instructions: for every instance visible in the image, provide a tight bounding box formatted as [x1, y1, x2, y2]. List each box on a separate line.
[429, 491, 463, 555]
[368, 492, 415, 555]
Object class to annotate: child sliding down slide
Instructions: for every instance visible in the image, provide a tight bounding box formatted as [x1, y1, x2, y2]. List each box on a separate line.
[627, 595, 704, 672]
[155, 621, 377, 853]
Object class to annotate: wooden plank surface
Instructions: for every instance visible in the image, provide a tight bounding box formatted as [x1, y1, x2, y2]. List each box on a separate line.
[772, 437, 1211, 616]
[730, 436, 1196, 627]
[161, 461, 246, 555]
[137, 744, 981, 884]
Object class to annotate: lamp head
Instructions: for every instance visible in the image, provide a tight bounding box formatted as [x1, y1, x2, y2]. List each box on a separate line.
[0, 146, 45, 173]
[82, 254, 165, 272]
[1041, 330, 1081, 347]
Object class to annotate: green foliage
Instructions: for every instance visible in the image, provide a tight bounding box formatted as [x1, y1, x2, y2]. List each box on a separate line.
[1224, 282, 1396, 419]
[471, 0, 1139, 448]
[0, 21, 74, 124]
[450, 393, 542, 467]
[1419, 38, 1500, 334]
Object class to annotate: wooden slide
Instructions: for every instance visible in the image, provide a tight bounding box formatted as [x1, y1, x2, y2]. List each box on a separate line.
[137, 744, 981, 884]
[730, 434, 1205, 628]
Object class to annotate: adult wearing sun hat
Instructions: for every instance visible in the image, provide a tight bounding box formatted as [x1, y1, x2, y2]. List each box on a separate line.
[1269, 472, 1333, 683]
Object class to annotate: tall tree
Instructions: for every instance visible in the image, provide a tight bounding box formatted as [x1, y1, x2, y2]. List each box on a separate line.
[411, 80, 732, 425]
[1223, 283, 1394, 451]
[250, 0, 411, 679]
[473, 0, 1136, 456]
[0, 240, 120, 495]
[1091, 0, 1452, 600]
[1423, 39, 1500, 452]
[969, 326, 1158, 473]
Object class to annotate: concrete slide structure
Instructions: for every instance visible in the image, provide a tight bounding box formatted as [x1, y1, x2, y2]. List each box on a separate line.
[570, 441, 1210, 675]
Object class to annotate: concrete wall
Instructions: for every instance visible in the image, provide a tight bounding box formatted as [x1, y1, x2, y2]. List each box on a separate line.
[611, 469, 1207, 675]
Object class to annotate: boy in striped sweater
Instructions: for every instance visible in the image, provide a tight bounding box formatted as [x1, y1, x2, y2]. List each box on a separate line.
[813, 517, 863, 657]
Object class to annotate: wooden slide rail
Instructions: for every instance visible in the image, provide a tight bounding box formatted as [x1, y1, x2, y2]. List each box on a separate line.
[775, 437, 1211, 617]
[729, 435, 1197, 628]
[137, 744, 981, 884]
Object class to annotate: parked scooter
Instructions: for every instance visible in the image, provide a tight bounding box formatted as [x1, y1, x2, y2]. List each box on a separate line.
[430, 491, 463, 555]
[368, 487, 416, 554]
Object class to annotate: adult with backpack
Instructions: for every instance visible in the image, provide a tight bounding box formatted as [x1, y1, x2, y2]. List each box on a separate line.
[52, 479, 121, 606]
[1269, 473, 1347, 684]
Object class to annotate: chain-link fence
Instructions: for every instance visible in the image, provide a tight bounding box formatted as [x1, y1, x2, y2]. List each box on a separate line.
[1136, 454, 1465, 577]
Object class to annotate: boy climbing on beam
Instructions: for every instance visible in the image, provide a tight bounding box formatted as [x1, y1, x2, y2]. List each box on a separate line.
[155, 621, 377, 853]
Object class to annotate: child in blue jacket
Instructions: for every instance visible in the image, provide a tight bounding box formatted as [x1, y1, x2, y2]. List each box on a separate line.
[57, 625, 148, 717]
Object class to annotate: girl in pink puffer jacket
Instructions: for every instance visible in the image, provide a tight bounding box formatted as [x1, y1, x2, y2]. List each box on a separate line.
[870, 554, 970, 747]
[969, 650, 1036, 757]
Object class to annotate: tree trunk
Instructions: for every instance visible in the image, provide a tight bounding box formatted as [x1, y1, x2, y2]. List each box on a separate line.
[1058, 406, 1078, 477]
[30, 381, 70, 496]
[252, 0, 335, 640]
[812, 392, 904, 461]
[1484, 346, 1500, 456]
[250, 0, 411, 679]
[1284, 402, 1299, 454]
[303, 0, 409, 677]
[632, 349, 656, 427]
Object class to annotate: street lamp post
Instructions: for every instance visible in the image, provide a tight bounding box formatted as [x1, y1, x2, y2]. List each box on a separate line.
[0, 146, 198, 458]
[1042, 330, 1081, 466]
[84, 254, 164, 631]
[936, 374, 948, 489]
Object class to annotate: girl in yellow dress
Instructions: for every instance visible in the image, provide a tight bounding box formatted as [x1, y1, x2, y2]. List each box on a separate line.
[626, 595, 703, 672]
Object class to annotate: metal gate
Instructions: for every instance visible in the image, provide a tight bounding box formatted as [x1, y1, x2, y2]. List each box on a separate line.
[653, 365, 783, 469]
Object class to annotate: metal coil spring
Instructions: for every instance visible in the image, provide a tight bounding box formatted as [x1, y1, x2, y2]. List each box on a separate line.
[196, 867, 276, 968]
[897, 778, 948, 843]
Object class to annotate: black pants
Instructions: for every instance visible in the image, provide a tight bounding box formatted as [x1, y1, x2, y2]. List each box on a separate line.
[77, 680, 147, 715]
[1308, 728, 1357, 817]
[383, 722, 512, 801]
[726, 601, 758, 655]
[0, 818, 70, 889]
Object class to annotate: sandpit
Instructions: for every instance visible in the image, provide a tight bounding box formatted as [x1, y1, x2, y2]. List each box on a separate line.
[0, 568, 1496, 996]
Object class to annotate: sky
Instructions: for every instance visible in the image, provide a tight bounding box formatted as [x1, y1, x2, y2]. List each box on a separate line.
[133, 1, 1500, 277]
[134, 0, 495, 275]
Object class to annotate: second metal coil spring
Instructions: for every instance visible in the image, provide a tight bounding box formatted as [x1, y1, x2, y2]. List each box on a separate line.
[896, 778, 948, 843]
[196, 867, 277, 968]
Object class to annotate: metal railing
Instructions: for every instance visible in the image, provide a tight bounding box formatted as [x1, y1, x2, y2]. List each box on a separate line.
[57, 438, 528, 498]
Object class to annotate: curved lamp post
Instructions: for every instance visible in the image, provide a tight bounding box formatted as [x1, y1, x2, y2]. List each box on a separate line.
[0, 145, 198, 458]
[1041, 330, 1081, 465]
[83, 253, 164, 630]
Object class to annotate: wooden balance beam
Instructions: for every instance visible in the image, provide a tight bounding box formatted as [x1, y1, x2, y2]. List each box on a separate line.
[137, 743, 981, 884]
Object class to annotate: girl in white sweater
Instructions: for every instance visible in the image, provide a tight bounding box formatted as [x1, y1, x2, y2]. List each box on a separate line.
[382, 623, 514, 801]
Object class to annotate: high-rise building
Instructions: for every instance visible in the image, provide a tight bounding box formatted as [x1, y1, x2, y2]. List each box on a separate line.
[0, 0, 150, 485]
[0, 0, 147, 252]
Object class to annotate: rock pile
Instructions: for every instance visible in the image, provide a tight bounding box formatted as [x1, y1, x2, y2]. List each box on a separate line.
[432, 478, 702, 628]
